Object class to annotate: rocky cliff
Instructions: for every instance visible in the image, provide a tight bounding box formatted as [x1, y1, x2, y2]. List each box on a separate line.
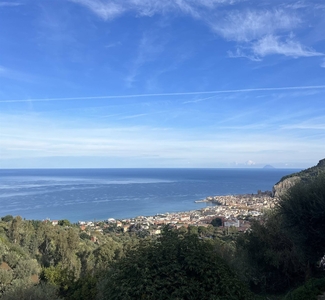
[272, 158, 325, 198]
[272, 176, 301, 198]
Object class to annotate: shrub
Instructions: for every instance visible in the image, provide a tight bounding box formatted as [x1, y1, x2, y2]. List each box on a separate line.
[101, 227, 253, 300]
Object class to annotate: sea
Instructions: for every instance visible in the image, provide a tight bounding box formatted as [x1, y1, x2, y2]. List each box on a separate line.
[0, 168, 299, 223]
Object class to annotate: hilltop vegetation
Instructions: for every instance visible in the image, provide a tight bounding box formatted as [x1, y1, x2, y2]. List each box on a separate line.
[1, 170, 325, 299]
[276, 158, 325, 184]
[272, 158, 325, 197]
[0, 216, 140, 299]
[0, 216, 250, 299]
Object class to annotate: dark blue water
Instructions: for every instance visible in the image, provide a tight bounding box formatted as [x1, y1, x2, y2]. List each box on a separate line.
[0, 168, 299, 222]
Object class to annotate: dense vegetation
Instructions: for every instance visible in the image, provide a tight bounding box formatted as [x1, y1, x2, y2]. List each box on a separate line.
[101, 227, 252, 300]
[1, 172, 325, 299]
[275, 158, 325, 184]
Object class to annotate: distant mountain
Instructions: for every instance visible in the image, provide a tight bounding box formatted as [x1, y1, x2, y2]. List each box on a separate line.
[263, 165, 275, 169]
[272, 158, 325, 197]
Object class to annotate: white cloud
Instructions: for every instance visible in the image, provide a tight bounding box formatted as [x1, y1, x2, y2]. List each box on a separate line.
[213, 8, 323, 60]
[211, 8, 324, 59]
[245, 160, 256, 165]
[69, 1, 322, 60]
[70, 0, 191, 20]
[281, 117, 325, 130]
[321, 59, 325, 68]
[118, 113, 148, 120]
[252, 35, 323, 58]
[227, 48, 261, 61]
[283, 124, 325, 130]
[0, 2, 22, 7]
[0, 65, 38, 82]
[211, 9, 300, 42]
[69, 0, 124, 20]
[282, 1, 309, 10]
[198, 0, 240, 8]
[104, 41, 121, 48]
[125, 33, 165, 87]
[2, 85, 325, 103]
[70, 0, 242, 20]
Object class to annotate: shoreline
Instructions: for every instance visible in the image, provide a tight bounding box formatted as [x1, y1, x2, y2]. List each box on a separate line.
[34, 190, 275, 225]
[2, 192, 276, 225]
[1, 168, 292, 223]
[2, 191, 276, 236]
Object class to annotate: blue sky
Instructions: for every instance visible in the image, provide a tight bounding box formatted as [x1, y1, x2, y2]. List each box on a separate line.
[0, 0, 324, 168]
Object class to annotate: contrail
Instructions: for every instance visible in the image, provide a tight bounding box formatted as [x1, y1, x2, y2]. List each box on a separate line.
[0, 85, 324, 103]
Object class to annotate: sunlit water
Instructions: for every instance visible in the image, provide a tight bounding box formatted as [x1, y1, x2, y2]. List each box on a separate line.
[0, 168, 299, 222]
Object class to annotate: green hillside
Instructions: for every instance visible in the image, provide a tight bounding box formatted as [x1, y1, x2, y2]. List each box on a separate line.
[276, 158, 325, 184]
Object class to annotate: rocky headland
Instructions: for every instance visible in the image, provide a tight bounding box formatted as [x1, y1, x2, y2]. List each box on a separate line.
[272, 158, 325, 197]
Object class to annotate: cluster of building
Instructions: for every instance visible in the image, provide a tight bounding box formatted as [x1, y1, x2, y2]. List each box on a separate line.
[74, 191, 276, 237]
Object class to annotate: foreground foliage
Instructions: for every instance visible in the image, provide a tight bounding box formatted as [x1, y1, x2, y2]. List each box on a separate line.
[283, 277, 325, 300]
[278, 173, 325, 274]
[236, 213, 303, 294]
[235, 173, 325, 295]
[101, 227, 252, 300]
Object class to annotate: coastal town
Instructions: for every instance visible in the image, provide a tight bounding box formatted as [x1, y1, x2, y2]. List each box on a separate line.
[61, 190, 278, 238]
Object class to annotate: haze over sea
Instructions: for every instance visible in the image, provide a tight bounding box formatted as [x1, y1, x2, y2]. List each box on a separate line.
[0, 168, 299, 223]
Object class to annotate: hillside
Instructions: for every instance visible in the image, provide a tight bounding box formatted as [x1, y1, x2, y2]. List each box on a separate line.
[273, 158, 325, 197]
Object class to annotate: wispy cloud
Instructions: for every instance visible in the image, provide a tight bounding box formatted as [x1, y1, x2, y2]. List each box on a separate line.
[321, 59, 325, 68]
[252, 35, 323, 58]
[281, 1, 309, 10]
[228, 48, 261, 61]
[210, 9, 300, 43]
[0, 2, 22, 7]
[210, 8, 324, 59]
[69, 0, 239, 20]
[69, 0, 124, 20]
[182, 95, 218, 104]
[1, 85, 324, 103]
[280, 115, 325, 131]
[69, 1, 322, 60]
[105, 41, 121, 48]
[0, 65, 38, 83]
[125, 33, 165, 87]
[118, 113, 148, 120]
[282, 124, 325, 130]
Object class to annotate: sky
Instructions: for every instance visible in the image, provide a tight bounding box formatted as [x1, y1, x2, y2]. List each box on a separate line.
[0, 0, 325, 169]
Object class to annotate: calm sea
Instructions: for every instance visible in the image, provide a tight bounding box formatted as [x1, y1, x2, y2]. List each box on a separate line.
[0, 168, 299, 222]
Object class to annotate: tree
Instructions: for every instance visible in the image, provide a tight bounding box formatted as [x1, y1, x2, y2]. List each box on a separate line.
[234, 173, 325, 294]
[38, 228, 56, 267]
[65, 274, 98, 300]
[0, 268, 14, 293]
[187, 225, 198, 235]
[54, 228, 79, 266]
[93, 239, 122, 269]
[8, 216, 22, 244]
[277, 173, 325, 276]
[211, 217, 223, 227]
[79, 232, 90, 241]
[20, 221, 35, 249]
[58, 220, 71, 227]
[235, 213, 303, 293]
[100, 227, 252, 300]
[1, 215, 13, 222]
[42, 265, 75, 297]
[14, 259, 40, 279]
[0, 282, 61, 300]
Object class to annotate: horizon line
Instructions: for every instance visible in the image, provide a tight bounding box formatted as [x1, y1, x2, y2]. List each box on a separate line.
[0, 166, 303, 170]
